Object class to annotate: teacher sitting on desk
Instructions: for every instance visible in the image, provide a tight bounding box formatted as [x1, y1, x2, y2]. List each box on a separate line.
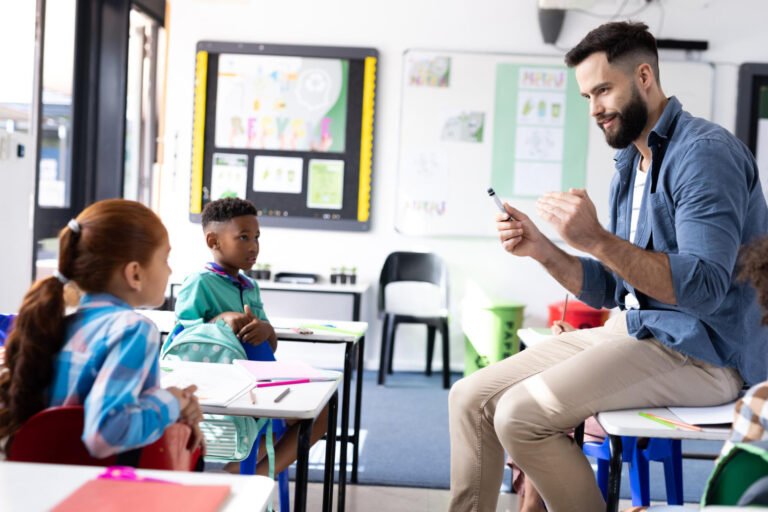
[448, 21, 768, 512]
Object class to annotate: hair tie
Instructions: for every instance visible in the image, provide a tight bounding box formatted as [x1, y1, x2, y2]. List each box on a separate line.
[67, 219, 81, 234]
[53, 270, 70, 285]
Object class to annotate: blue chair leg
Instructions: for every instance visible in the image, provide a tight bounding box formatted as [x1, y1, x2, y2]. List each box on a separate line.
[240, 419, 291, 512]
[662, 439, 683, 505]
[596, 458, 610, 498]
[629, 440, 651, 506]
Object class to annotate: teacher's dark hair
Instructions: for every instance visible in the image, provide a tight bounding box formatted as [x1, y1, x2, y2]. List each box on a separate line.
[564, 21, 660, 85]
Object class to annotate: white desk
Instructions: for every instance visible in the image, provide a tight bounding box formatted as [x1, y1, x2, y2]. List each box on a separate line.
[165, 363, 341, 512]
[139, 310, 367, 512]
[597, 408, 731, 512]
[271, 318, 368, 512]
[0, 461, 275, 512]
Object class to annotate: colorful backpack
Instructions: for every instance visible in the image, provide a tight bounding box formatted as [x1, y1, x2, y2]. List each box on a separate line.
[160, 319, 263, 462]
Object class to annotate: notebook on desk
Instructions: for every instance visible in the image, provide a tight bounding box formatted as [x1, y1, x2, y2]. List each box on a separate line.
[160, 360, 255, 407]
[233, 359, 336, 382]
[52, 478, 230, 512]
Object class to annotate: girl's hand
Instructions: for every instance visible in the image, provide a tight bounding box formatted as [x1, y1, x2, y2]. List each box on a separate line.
[188, 421, 206, 456]
[551, 320, 576, 335]
[167, 385, 203, 425]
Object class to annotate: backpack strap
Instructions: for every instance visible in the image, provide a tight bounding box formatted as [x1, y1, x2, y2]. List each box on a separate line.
[254, 417, 277, 512]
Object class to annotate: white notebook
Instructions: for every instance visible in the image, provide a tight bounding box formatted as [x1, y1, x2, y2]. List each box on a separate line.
[159, 360, 255, 407]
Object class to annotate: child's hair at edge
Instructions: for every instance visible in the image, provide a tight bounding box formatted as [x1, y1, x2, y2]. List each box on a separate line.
[201, 197, 258, 229]
[0, 199, 167, 443]
[739, 236, 768, 327]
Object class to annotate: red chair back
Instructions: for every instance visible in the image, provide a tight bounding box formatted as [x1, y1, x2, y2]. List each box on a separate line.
[8, 406, 200, 471]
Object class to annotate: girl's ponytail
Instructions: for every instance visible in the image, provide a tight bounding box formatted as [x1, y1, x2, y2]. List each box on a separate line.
[0, 222, 80, 442]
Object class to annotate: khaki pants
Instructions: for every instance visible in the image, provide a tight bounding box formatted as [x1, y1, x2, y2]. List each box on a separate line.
[448, 312, 743, 512]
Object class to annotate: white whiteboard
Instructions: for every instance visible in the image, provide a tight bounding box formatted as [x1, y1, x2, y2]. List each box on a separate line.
[394, 50, 714, 238]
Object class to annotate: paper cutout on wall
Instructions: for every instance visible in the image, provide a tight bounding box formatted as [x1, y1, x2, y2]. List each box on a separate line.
[307, 159, 344, 209]
[253, 155, 303, 194]
[210, 153, 248, 199]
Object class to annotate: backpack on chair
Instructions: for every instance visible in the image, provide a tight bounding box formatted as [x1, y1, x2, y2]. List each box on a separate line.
[160, 319, 260, 462]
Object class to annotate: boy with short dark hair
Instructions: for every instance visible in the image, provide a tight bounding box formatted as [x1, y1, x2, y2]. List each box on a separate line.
[172, 197, 277, 360]
[173, 197, 327, 476]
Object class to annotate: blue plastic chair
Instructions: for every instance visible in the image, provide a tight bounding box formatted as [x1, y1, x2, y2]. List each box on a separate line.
[0, 314, 15, 344]
[240, 419, 290, 512]
[583, 436, 683, 506]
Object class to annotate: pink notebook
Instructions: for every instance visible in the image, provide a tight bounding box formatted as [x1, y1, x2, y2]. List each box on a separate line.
[233, 359, 334, 381]
[52, 479, 230, 512]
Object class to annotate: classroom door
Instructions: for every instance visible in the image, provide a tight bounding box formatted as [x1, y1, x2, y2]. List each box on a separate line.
[0, 1, 39, 312]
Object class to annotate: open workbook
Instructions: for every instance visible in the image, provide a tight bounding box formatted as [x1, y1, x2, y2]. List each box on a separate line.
[160, 359, 336, 407]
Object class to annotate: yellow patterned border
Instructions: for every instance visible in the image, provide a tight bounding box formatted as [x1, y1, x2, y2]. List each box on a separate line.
[357, 56, 376, 223]
[190, 51, 208, 214]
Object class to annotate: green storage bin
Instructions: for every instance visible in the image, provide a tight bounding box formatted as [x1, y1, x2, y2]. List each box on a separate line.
[462, 302, 524, 376]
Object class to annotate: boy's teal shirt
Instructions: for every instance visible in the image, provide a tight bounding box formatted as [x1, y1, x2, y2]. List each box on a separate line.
[173, 264, 269, 333]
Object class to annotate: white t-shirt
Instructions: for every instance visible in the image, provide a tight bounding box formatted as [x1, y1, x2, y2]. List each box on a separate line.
[625, 159, 648, 310]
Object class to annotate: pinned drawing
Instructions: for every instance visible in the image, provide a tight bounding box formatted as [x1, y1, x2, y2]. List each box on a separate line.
[307, 159, 344, 209]
[210, 153, 248, 200]
[441, 111, 485, 143]
[252, 155, 303, 194]
[408, 55, 451, 87]
[215, 54, 348, 152]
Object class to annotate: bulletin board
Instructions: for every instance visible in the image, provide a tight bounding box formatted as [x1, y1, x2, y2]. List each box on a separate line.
[190, 41, 377, 231]
[395, 50, 714, 238]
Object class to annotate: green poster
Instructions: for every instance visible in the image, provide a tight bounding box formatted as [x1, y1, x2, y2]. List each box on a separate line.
[491, 64, 589, 198]
[307, 159, 345, 209]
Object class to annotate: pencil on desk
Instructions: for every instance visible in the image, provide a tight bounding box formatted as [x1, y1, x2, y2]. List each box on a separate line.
[645, 412, 703, 431]
[561, 294, 569, 323]
[638, 411, 676, 429]
[274, 388, 291, 403]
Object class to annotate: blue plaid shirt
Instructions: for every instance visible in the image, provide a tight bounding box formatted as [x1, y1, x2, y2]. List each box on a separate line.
[48, 293, 180, 457]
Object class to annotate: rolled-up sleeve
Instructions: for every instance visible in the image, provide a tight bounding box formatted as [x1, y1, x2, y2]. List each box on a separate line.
[667, 140, 748, 314]
[577, 256, 619, 309]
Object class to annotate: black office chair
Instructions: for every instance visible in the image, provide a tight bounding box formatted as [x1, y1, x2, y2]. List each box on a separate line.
[378, 251, 450, 388]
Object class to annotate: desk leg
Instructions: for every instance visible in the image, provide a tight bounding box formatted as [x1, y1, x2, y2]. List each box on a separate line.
[337, 342, 353, 512]
[352, 336, 364, 484]
[322, 392, 338, 512]
[295, 418, 315, 512]
[352, 292, 361, 321]
[606, 435, 623, 512]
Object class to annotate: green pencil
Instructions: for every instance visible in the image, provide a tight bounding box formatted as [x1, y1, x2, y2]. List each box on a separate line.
[638, 411, 675, 429]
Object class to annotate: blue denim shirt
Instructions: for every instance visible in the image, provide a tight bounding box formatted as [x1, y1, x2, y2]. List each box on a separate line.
[578, 96, 768, 385]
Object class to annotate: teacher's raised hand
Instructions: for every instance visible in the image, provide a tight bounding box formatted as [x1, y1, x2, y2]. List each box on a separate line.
[536, 189, 606, 253]
[496, 203, 548, 260]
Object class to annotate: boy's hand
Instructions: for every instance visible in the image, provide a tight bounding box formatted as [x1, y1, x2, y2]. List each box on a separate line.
[237, 305, 277, 347]
[213, 311, 251, 333]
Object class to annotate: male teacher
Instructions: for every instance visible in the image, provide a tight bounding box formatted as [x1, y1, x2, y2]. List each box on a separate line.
[448, 21, 768, 512]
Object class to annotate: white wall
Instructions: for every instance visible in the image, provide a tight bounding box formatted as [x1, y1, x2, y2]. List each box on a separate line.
[159, 0, 768, 371]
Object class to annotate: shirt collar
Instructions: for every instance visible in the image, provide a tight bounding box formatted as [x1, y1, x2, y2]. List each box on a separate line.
[78, 292, 133, 311]
[205, 262, 254, 290]
[613, 96, 683, 183]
